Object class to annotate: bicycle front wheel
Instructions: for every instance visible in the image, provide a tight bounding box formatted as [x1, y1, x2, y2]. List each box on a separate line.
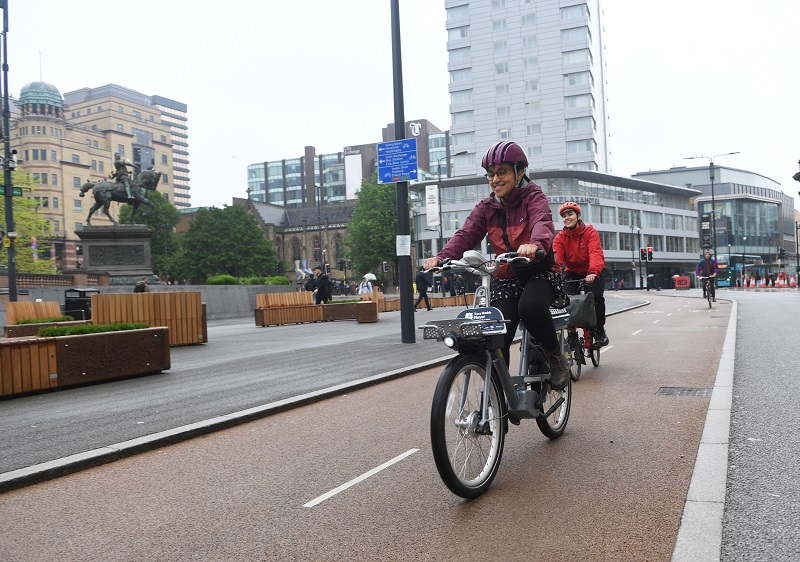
[430, 353, 506, 499]
[590, 345, 601, 367]
[536, 377, 571, 439]
[568, 331, 582, 381]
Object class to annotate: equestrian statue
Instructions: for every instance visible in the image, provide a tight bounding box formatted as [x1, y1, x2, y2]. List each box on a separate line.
[79, 153, 162, 224]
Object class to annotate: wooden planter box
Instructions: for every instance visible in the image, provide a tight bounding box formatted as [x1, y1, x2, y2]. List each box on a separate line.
[91, 292, 207, 346]
[255, 305, 323, 326]
[322, 301, 379, 323]
[0, 327, 171, 398]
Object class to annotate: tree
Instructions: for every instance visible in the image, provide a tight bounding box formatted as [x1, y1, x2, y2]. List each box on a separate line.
[177, 205, 278, 283]
[118, 191, 181, 282]
[343, 173, 399, 281]
[0, 169, 57, 273]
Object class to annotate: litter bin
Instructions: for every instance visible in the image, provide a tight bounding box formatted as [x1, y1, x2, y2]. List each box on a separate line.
[64, 288, 100, 320]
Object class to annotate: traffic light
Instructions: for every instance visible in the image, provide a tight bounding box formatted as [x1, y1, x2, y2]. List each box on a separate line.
[324, 263, 330, 274]
[337, 259, 344, 270]
[382, 261, 388, 273]
[778, 248, 786, 261]
[647, 247, 654, 261]
[640, 248, 647, 261]
[346, 259, 352, 269]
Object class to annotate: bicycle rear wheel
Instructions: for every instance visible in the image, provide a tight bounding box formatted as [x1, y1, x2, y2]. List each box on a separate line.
[590, 345, 601, 367]
[430, 353, 506, 498]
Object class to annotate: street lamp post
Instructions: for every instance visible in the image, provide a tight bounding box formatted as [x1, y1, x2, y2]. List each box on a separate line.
[684, 152, 740, 260]
[742, 235, 747, 286]
[629, 224, 636, 288]
[1, 2, 18, 302]
[436, 151, 467, 255]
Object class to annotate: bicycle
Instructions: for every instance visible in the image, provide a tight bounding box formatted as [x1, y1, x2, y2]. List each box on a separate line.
[562, 279, 600, 381]
[698, 275, 715, 308]
[420, 250, 575, 498]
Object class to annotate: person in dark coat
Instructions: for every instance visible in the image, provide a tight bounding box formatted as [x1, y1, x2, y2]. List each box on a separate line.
[313, 266, 331, 305]
[414, 266, 432, 311]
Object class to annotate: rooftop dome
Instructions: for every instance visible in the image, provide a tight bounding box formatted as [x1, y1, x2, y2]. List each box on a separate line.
[20, 80, 63, 108]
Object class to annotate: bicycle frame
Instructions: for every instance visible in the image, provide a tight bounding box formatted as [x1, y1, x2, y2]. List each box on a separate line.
[421, 250, 570, 421]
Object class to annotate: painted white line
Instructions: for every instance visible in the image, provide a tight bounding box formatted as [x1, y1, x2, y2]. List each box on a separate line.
[303, 449, 419, 508]
[632, 330, 642, 336]
[599, 345, 612, 353]
[653, 319, 661, 324]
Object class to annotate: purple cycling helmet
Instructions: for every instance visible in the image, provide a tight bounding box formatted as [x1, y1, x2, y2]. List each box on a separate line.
[481, 141, 528, 171]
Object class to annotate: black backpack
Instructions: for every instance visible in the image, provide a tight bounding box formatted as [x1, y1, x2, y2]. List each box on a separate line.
[304, 278, 316, 292]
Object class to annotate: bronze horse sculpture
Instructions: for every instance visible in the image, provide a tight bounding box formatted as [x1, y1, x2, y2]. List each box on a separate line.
[80, 169, 162, 224]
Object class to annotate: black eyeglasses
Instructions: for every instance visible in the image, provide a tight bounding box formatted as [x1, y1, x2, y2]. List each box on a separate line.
[485, 167, 512, 180]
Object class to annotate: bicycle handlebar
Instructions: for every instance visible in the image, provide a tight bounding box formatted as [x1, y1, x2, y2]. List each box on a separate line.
[426, 249, 545, 276]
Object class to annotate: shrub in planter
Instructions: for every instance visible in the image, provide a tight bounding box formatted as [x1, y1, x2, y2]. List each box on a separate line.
[206, 274, 239, 285]
[37, 323, 149, 337]
[17, 315, 74, 324]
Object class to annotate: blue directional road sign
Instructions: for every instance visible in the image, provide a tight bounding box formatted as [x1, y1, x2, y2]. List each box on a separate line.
[376, 138, 418, 184]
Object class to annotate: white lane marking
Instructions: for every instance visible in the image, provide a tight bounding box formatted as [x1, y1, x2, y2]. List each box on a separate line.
[653, 319, 661, 324]
[599, 345, 612, 353]
[303, 449, 419, 508]
[632, 330, 642, 336]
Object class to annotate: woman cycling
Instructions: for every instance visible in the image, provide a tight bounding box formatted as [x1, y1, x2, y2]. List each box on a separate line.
[423, 141, 569, 390]
[553, 201, 609, 347]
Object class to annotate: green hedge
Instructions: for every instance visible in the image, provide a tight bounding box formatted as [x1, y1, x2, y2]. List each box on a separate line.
[207, 275, 291, 285]
[37, 323, 150, 337]
[16, 316, 75, 325]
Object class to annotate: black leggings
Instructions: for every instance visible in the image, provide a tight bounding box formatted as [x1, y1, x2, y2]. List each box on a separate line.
[492, 276, 558, 365]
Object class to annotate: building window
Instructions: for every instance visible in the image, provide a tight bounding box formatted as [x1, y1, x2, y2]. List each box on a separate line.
[41, 173, 48, 185]
[495, 61, 508, 75]
[86, 139, 91, 145]
[452, 132, 474, 145]
[562, 27, 590, 43]
[93, 140, 99, 148]
[162, 174, 169, 184]
[496, 83, 510, 96]
[74, 199, 82, 211]
[450, 68, 472, 83]
[600, 231, 617, 250]
[118, 144, 125, 155]
[32, 150, 39, 161]
[116, 123, 124, 131]
[522, 13, 536, 26]
[526, 124, 541, 135]
[492, 0, 505, 7]
[566, 94, 593, 109]
[91, 160, 97, 171]
[161, 154, 168, 164]
[496, 105, 511, 118]
[450, 47, 470, 62]
[160, 135, 167, 143]
[52, 174, 58, 185]
[53, 197, 59, 209]
[99, 161, 104, 173]
[523, 56, 538, 70]
[493, 40, 507, 54]
[563, 49, 592, 65]
[448, 26, 469, 41]
[51, 150, 57, 161]
[565, 71, 592, 87]
[566, 116, 595, 131]
[450, 89, 472, 104]
[133, 110, 142, 119]
[561, 4, 589, 20]
[54, 220, 60, 233]
[498, 128, 511, 139]
[492, 19, 506, 32]
[528, 146, 543, 157]
[71, 154, 80, 164]
[447, 4, 468, 19]
[522, 35, 537, 49]
[75, 222, 82, 233]
[524, 79, 539, 92]
[41, 197, 49, 208]
[452, 110, 474, 125]
[117, 105, 123, 112]
[525, 101, 541, 114]
[73, 177, 81, 188]
[567, 139, 596, 153]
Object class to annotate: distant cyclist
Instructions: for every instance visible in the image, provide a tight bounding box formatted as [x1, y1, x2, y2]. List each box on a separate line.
[696, 251, 718, 302]
[553, 201, 609, 347]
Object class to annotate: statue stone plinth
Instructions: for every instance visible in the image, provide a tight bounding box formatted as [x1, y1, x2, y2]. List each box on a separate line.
[77, 225, 155, 285]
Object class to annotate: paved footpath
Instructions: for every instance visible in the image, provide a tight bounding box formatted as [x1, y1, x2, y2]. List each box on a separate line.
[2, 288, 797, 560]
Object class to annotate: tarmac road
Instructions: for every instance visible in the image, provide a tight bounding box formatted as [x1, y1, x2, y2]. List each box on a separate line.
[1, 292, 732, 561]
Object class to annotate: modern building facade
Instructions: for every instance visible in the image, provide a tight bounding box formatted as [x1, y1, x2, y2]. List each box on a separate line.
[445, 0, 610, 177]
[413, 170, 702, 289]
[8, 81, 183, 270]
[634, 165, 797, 282]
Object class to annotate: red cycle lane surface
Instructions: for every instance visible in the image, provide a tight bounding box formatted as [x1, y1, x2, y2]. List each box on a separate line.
[0, 295, 729, 562]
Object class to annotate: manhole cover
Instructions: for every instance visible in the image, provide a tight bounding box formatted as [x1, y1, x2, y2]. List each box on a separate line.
[656, 387, 712, 397]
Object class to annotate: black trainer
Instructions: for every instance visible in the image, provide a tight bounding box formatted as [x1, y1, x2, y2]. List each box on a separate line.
[594, 327, 609, 348]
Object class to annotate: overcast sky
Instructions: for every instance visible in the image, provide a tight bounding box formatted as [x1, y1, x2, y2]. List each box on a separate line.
[7, 0, 800, 210]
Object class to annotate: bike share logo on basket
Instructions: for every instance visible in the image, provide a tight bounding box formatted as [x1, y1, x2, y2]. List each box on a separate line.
[457, 307, 507, 335]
